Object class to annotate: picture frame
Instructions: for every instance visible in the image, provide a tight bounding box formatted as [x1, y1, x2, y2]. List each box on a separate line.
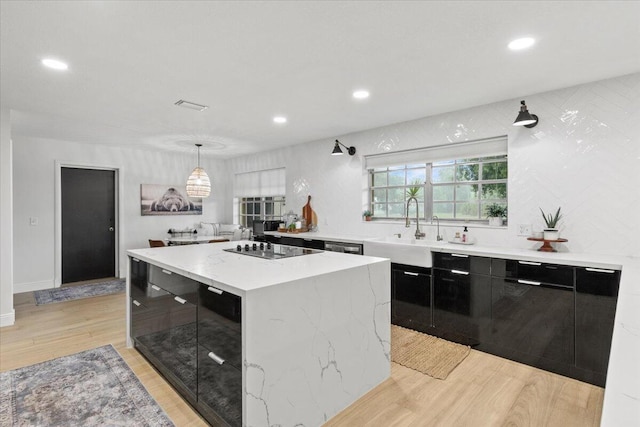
[140, 184, 203, 216]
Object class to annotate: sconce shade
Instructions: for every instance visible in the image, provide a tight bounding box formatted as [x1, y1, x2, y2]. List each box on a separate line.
[332, 139, 356, 156]
[186, 144, 211, 198]
[513, 100, 539, 128]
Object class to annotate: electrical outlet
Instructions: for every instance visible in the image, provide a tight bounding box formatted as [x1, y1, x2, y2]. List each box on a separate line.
[518, 224, 532, 236]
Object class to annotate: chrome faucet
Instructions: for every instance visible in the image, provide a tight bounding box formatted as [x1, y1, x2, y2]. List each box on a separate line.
[432, 215, 443, 241]
[405, 196, 426, 239]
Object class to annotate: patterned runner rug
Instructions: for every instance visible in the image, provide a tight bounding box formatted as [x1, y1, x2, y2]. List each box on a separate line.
[0, 345, 174, 427]
[391, 324, 471, 379]
[33, 278, 125, 305]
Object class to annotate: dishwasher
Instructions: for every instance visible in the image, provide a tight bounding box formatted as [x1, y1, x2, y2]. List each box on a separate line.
[324, 241, 363, 255]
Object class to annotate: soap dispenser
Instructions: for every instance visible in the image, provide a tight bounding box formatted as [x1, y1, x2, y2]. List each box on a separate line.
[462, 226, 469, 243]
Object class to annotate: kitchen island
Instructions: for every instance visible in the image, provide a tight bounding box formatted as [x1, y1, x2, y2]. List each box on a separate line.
[126, 241, 390, 426]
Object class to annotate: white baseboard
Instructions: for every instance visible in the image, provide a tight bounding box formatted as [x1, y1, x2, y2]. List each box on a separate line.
[14, 279, 55, 294]
[0, 309, 15, 327]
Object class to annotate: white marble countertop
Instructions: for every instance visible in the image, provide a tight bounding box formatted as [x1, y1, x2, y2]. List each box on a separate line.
[127, 240, 387, 296]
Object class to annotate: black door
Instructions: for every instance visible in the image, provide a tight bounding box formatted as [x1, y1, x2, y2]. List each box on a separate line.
[62, 167, 116, 283]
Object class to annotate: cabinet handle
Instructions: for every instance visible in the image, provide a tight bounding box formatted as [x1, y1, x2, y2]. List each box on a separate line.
[151, 285, 161, 291]
[403, 271, 419, 276]
[585, 267, 616, 274]
[132, 258, 140, 263]
[207, 286, 223, 295]
[518, 279, 541, 286]
[207, 351, 225, 365]
[174, 296, 187, 304]
[132, 300, 141, 307]
[451, 253, 468, 258]
[518, 260, 541, 266]
[451, 269, 469, 275]
[161, 269, 172, 275]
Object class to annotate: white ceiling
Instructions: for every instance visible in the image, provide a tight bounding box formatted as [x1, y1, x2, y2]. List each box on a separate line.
[2, 1, 639, 158]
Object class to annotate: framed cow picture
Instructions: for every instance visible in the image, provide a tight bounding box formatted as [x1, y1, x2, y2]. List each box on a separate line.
[140, 184, 203, 216]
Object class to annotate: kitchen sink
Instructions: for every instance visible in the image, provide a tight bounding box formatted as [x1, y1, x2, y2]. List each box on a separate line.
[363, 235, 436, 268]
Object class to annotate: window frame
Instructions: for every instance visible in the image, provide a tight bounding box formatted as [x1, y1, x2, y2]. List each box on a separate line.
[237, 195, 286, 228]
[368, 154, 507, 223]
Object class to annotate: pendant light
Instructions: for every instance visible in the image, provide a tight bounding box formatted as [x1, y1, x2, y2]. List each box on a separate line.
[186, 144, 211, 198]
[513, 100, 539, 128]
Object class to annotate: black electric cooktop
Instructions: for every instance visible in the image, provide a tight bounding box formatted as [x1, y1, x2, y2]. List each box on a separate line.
[224, 243, 322, 260]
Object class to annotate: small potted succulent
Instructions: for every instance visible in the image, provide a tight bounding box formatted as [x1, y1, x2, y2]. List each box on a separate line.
[485, 203, 507, 226]
[540, 207, 562, 240]
[363, 210, 373, 221]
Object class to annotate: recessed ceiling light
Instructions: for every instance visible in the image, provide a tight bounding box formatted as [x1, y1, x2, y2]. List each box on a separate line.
[353, 90, 370, 99]
[273, 116, 287, 124]
[41, 58, 68, 70]
[508, 37, 535, 51]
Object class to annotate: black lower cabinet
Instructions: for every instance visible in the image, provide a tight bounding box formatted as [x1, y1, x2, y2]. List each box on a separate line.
[129, 257, 243, 426]
[197, 285, 242, 427]
[391, 264, 431, 333]
[575, 267, 621, 387]
[490, 278, 574, 377]
[433, 269, 491, 347]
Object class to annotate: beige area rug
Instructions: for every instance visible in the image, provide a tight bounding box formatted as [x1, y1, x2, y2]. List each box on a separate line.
[391, 324, 471, 379]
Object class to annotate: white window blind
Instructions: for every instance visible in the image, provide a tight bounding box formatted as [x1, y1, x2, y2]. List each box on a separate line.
[234, 168, 286, 197]
[364, 136, 508, 169]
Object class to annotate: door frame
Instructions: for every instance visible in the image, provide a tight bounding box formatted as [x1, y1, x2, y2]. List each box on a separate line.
[54, 161, 123, 288]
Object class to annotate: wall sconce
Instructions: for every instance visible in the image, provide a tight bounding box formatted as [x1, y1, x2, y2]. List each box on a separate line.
[332, 139, 356, 156]
[513, 100, 539, 128]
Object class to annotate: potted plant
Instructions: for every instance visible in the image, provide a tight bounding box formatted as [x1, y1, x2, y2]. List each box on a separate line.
[540, 207, 562, 240]
[363, 210, 373, 221]
[406, 181, 422, 199]
[485, 203, 507, 226]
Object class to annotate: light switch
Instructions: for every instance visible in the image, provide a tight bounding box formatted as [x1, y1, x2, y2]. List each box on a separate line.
[29, 217, 38, 226]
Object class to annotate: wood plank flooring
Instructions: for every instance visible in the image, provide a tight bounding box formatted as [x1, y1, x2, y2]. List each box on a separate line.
[1, 289, 604, 426]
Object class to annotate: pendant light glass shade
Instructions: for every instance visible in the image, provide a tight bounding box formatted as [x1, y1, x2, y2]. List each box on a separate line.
[186, 144, 211, 198]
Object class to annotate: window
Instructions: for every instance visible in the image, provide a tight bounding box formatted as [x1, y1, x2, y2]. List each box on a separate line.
[366, 137, 507, 222]
[234, 168, 286, 228]
[237, 196, 285, 228]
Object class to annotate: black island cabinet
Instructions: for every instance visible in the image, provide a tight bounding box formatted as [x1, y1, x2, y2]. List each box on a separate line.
[129, 256, 242, 426]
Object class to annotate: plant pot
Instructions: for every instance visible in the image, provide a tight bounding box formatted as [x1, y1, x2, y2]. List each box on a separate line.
[364, 216, 372, 222]
[543, 229, 559, 240]
[488, 217, 503, 227]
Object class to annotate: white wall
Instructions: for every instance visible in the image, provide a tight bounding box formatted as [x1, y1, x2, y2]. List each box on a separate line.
[8, 72, 640, 302]
[227, 73, 640, 257]
[11, 138, 228, 292]
[1, 107, 15, 326]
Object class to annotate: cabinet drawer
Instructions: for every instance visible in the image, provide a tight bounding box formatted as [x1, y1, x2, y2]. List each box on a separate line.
[391, 264, 431, 331]
[198, 285, 242, 369]
[433, 252, 490, 275]
[198, 344, 242, 427]
[148, 265, 199, 301]
[491, 259, 574, 287]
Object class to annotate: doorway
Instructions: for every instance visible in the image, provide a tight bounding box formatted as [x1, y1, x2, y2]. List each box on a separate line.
[61, 167, 116, 284]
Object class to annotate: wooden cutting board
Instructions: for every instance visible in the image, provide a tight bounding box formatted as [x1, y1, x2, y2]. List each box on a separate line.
[302, 195, 318, 227]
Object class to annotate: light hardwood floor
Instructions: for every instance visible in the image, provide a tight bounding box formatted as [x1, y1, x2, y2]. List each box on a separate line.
[0, 290, 604, 427]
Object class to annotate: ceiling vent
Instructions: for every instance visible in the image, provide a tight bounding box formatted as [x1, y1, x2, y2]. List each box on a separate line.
[174, 100, 208, 111]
